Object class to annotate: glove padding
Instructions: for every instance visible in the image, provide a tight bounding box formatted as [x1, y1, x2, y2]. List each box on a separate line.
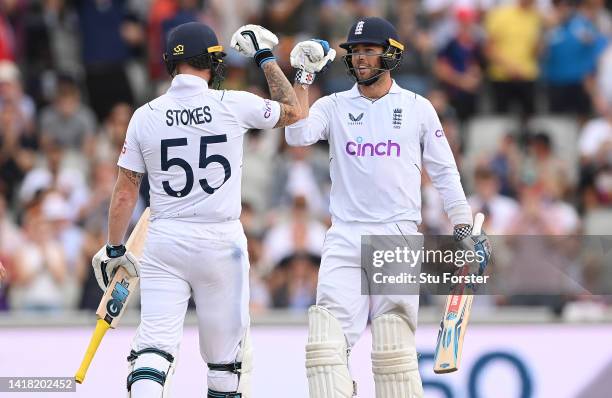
[92, 246, 139, 291]
[290, 40, 336, 73]
[291, 39, 336, 84]
[230, 24, 278, 59]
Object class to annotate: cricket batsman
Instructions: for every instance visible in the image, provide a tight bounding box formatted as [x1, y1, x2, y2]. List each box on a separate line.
[90, 22, 301, 397]
[285, 17, 491, 397]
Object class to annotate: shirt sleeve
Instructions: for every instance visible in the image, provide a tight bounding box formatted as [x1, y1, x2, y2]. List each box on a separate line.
[117, 109, 146, 173]
[419, 97, 471, 224]
[227, 90, 281, 130]
[285, 95, 332, 146]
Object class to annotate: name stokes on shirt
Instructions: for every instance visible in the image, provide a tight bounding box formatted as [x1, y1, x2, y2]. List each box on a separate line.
[166, 106, 212, 126]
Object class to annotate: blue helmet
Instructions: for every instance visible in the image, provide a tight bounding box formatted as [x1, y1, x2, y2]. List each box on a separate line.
[163, 22, 226, 87]
[339, 17, 404, 86]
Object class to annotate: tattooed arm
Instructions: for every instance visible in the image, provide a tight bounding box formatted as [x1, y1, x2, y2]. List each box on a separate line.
[107, 166, 143, 245]
[262, 61, 302, 128]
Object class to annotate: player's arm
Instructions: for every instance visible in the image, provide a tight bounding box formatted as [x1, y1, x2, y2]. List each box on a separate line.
[284, 39, 336, 146]
[108, 166, 142, 246]
[91, 108, 145, 292]
[418, 98, 491, 265]
[90, 166, 141, 291]
[261, 61, 302, 127]
[230, 24, 302, 127]
[0, 260, 5, 282]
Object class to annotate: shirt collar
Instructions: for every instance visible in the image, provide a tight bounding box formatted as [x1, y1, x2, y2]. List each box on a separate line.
[167, 74, 209, 98]
[347, 79, 402, 99]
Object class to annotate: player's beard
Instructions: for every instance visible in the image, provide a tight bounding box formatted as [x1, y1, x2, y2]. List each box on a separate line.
[355, 64, 377, 81]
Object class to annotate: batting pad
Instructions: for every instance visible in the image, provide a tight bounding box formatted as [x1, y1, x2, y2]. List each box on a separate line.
[371, 314, 424, 398]
[306, 306, 354, 398]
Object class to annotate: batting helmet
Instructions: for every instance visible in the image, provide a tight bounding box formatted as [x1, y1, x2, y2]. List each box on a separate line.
[163, 22, 226, 87]
[339, 17, 404, 86]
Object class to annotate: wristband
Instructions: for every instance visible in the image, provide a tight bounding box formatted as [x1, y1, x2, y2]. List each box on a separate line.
[295, 69, 315, 85]
[106, 244, 127, 258]
[254, 49, 275, 68]
[453, 224, 473, 242]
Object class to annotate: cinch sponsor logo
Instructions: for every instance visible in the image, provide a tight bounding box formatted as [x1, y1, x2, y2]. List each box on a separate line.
[345, 136, 401, 157]
[264, 99, 272, 119]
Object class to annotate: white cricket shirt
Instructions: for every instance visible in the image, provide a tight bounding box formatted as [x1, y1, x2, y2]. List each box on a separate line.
[118, 74, 280, 222]
[285, 81, 470, 224]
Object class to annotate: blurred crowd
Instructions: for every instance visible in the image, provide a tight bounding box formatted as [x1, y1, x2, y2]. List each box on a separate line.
[0, 0, 611, 314]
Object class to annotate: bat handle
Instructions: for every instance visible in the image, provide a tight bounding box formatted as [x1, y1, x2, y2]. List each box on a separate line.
[75, 318, 110, 384]
[472, 212, 485, 236]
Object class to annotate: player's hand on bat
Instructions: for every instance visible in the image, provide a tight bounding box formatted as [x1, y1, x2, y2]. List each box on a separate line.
[230, 24, 278, 58]
[453, 217, 492, 274]
[91, 245, 139, 291]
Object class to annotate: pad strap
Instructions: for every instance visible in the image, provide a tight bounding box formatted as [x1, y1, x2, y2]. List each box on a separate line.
[208, 389, 241, 398]
[127, 348, 175, 363]
[207, 361, 242, 374]
[127, 368, 166, 391]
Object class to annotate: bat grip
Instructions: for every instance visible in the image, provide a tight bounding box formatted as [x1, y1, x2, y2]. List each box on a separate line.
[75, 318, 110, 384]
[472, 212, 485, 236]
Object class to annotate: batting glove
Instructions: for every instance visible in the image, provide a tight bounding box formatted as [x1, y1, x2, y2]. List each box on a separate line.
[454, 221, 492, 275]
[290, 39, 336, 85]
[92, 244, 139, 291]
[230, 24, 279, 67]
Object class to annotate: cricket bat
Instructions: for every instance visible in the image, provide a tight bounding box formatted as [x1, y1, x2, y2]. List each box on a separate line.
[75, 207, 150, 384]
[433, 212, 485, 374]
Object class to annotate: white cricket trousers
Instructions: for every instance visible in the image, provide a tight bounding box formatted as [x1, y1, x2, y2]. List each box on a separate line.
[132, 218, 250, 392]
[317, 220, 421, 347]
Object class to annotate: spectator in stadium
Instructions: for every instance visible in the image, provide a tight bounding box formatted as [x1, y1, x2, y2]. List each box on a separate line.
[39, 76, 96, 155]
[468, 167, 521, 235]
[0, 61, 35, 132]
[485, 0, 542, 117]
[0, 9, 15, 61]
[542, 0, 607, 117]
[0, 100, 37, 202]
[435, 7, 485, 121]
[263, 195, 326, 268]
[595, 42, 612, 114]
[77, 0, 135, 120]
[77, 161, 115, 226]
[489, 133, 522, 198]
[18, 143, 89, 217]
[0, 196, 22, 257]
[43, 191, 84, 308]
[579, 98, 612, 208]
[270, 145, 329, 218]
[77, 212, 107, 311]
[523, 132, 571, 198]
[269, 252, 318, 310]
[246, 232, 272, 314]
[95, 102, 133, 163]
[10, 208, 67, 312]
[23, 0, 82, 105]
[580, 100, 612, 166]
